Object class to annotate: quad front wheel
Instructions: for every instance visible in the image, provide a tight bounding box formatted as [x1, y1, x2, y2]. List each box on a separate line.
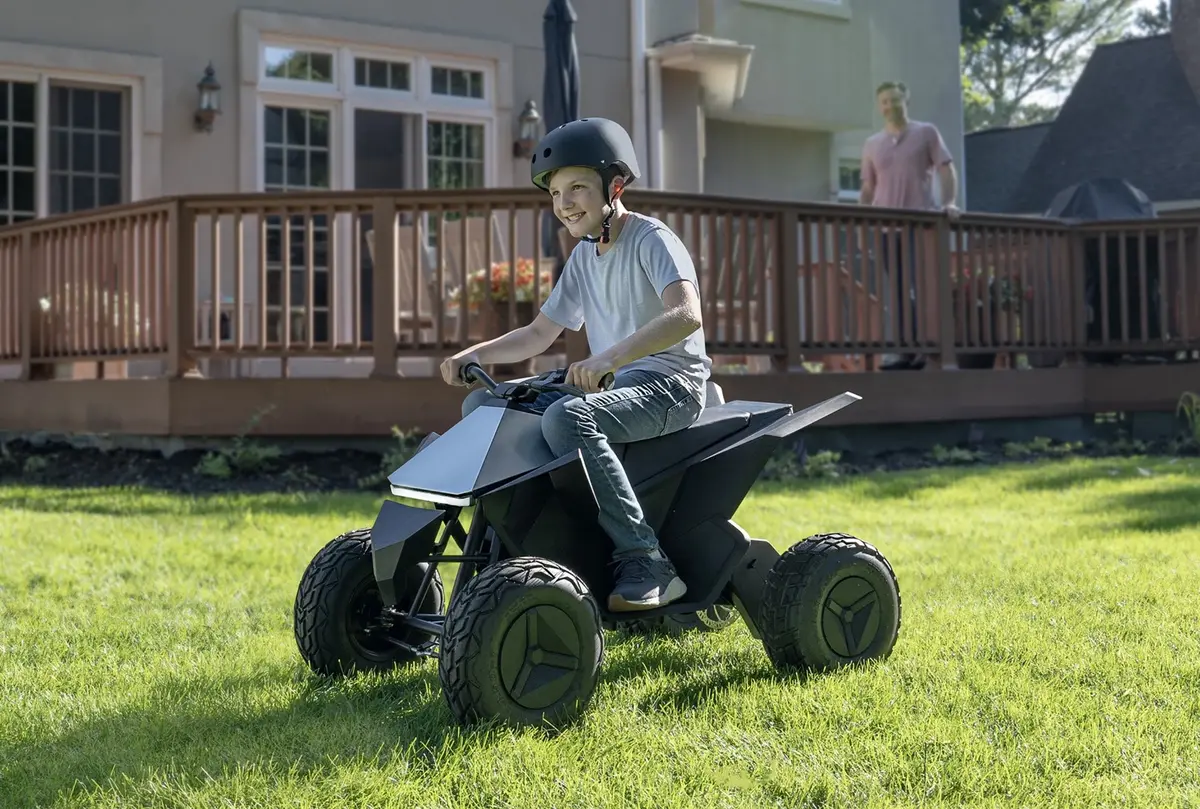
[759, 533, 901, 672]
[438, 557, 603, 728]
[294, 529, 444, 676]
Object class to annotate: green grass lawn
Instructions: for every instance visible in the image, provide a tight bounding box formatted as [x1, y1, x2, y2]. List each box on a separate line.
[2, 456, 1200, 808]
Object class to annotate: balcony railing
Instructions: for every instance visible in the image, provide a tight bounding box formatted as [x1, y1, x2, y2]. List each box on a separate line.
[1, 189, 1197, 379]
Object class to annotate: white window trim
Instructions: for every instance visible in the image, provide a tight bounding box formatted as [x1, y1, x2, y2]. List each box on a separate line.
[0, 40, 161, 205]
[256, 93, 342, 192]
[238, 9, 515, 194]
[741, 0, 851, 20]
[250, 44, 498, 193]
[348, 47, 419, 100]
[0, 61, 149, 217]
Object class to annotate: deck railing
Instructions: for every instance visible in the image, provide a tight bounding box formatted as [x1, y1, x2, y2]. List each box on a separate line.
[1, 189, 1197, 379]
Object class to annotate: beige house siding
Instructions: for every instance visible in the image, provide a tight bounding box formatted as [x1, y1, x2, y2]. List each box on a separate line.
[685, 0, 964, 206]
[704, 120, 831, 201]
[705, 0, 873, 132]
[0, 0, 965, 210]
[0, 0, 634, 203]
[660, 70, 705, 193]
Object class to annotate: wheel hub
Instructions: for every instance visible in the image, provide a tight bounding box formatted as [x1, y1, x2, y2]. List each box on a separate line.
[821, 576, 880, 657]
[498, 605, 581, 710]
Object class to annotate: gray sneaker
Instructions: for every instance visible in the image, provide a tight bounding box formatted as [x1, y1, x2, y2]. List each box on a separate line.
[608, 550, 688, 611]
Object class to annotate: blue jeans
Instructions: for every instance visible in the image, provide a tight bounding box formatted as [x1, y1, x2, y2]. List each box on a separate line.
[462, 369, 704, 555]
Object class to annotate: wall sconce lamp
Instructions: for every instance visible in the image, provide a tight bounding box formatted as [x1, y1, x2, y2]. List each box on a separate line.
[513, 99, 542, 158]
[194, 62, 222, 133]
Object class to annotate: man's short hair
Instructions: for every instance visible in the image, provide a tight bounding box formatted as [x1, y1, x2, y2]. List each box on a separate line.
[876, 81, 909, 98]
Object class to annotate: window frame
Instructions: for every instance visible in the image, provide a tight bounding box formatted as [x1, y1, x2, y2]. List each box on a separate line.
[836, 157, 862, 203]
[0, 64, 140, 219]
[252, 38, 498, 194]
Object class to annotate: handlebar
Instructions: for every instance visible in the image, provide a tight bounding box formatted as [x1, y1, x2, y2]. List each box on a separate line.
[460, 362, 497, 392]
[460, 362, 614, 399]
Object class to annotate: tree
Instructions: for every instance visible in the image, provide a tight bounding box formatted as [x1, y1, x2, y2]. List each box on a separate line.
[962, 0, 1137, 132]
[1133, 0, 1171, 35]
[960, 0, 1055, 44]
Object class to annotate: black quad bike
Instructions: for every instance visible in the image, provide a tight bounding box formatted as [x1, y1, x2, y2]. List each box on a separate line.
[293, 364, 901, 728]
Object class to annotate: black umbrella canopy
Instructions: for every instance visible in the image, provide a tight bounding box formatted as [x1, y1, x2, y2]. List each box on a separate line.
[1044, 177, 1156, 221]
[542, 0, 580, 131]
[541, 0, 581, 262]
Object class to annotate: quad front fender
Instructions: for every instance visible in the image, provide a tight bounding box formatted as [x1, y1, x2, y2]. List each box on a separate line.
[370, 499, 446, 606]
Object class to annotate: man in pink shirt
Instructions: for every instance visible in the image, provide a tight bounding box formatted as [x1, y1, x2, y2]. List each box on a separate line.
[861, 81, 960, 370]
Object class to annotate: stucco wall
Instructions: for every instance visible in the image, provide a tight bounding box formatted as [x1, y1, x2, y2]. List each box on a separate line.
[0, 0, 633, 198]
[704, 119, 831, 202]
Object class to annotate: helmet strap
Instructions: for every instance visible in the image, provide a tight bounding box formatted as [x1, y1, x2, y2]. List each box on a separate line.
[581, 173, 627, 247]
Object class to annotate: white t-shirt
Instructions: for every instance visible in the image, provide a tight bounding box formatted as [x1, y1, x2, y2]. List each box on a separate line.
[540, 211, 712, 402]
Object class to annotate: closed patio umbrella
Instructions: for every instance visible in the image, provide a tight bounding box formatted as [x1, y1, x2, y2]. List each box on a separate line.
[540, 0, 581, 271]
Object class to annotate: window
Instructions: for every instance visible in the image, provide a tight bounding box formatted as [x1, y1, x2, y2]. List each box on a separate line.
[0, 81, 36, 225]
[263, 105, 332, 344]
[431, 66, 484, 99]
[0, 76, 130, 224]
[354, 58, 411, 92]
[837, 158, 861, 203]
[253, 38, 496, 344]
[264, 106, 331, 191]
[49, 85, 127, 213]
[427, 120, 485, 189]
[264, 47, 334, 84]
[255, 41, 495, 192]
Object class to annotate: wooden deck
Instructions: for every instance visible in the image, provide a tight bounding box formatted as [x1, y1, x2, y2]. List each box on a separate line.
[0, 364, 1196, 438]
[0, 187, 1198, 438]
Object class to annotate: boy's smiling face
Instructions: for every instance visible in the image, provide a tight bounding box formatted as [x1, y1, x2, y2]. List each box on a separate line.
[548, 166, 613, 239]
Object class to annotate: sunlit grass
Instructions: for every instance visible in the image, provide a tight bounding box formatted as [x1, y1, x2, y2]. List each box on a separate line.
[2, 455, 1199, 808]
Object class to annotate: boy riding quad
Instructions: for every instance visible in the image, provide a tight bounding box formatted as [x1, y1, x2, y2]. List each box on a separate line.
[292, 118, 902, 729]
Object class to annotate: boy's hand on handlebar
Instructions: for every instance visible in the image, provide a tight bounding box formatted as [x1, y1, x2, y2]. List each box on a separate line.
[441, 353, 480, 386]
[565, 356, 615, 394]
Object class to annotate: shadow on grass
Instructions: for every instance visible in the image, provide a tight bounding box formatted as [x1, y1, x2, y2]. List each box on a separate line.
[1105, 483, 1200, 532]
[1010, 460, 1200, 531]
[756, 465, 985, 501]
[3, 631, 804, 808]
[602, 630, 800, 713]
[759, 458, 1200, 533]
[1, 667, 453, 809]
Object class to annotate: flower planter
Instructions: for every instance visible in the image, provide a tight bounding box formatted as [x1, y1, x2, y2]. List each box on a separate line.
[448, 259, 554, 381]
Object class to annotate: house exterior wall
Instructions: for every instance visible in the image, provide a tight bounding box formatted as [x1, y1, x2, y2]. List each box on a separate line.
[704, 120, 830, 201]
[0, 0, 632, 207]
[0, 0, 636, 378]
[661, 69, 705, 193]
[697, 0, 965, 206]
[0, 0, 964, 210]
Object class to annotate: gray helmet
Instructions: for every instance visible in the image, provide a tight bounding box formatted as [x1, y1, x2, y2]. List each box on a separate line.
[530, 117, 642, 191]
[530, 117, 641, 244]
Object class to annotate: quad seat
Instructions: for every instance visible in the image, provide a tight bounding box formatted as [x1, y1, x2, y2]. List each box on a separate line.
[617, 401, 793, 485]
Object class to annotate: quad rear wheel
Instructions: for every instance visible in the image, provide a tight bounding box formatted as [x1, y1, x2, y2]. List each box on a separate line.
[294, 529, 444, 676]
[759, 533, 900, 672]
[439, 557, 603, 728]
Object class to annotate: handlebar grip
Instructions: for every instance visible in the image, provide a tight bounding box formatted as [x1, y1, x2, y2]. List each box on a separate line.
[460, 361, 482, 384]
[461, 361, 499, 392]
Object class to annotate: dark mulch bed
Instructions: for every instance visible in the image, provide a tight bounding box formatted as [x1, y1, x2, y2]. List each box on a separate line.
[0, 432, 1195, 496]
[0, 442, 388, 495]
